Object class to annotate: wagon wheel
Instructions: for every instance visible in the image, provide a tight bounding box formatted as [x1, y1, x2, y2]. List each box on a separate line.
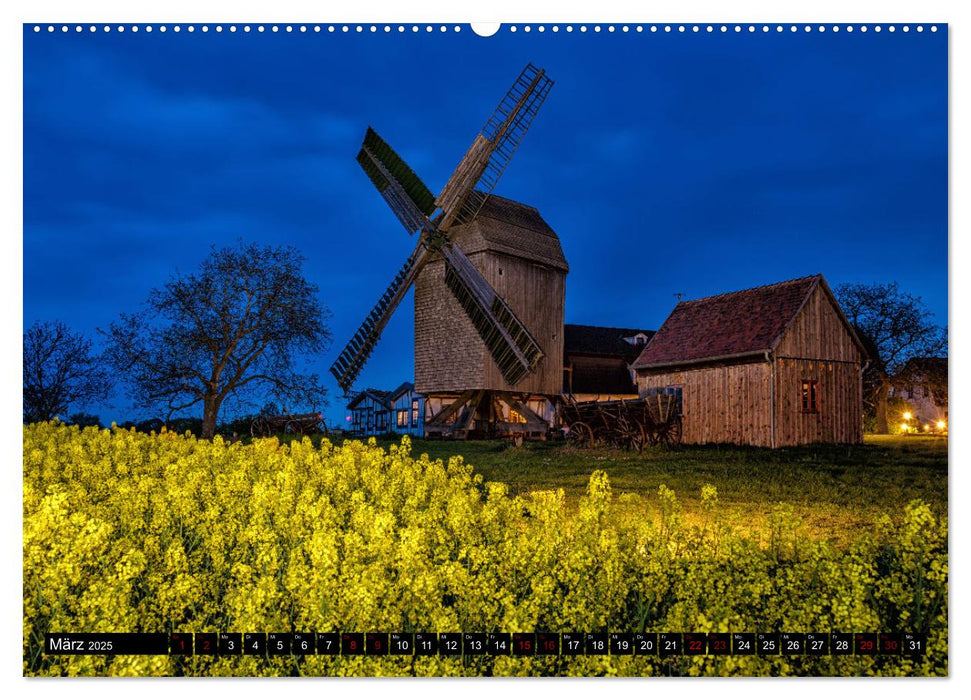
[645, 423, 662, 447]
[663, 417, 683, 447]
[567, 421, 593, 448]
[285, 420, 304, 436]
[621, 417, 647, 453]
[610, 415, 629, 450]
[593, 425, 614, 449]
[250, 416, 269, 438]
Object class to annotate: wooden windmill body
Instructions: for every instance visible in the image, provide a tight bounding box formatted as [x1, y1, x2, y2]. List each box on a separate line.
[330, 64, 565, 437]
[415, 195, 568, 437]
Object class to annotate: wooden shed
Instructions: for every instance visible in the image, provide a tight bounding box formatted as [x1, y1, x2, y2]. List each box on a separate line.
[631, 275, 867, 447]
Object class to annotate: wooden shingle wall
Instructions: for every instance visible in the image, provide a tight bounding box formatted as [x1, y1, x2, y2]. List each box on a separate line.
[414, 254, 486, 393]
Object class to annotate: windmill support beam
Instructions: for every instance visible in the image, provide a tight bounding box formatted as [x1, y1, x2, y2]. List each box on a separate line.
[426, 390, 476, 427]
[423, 390, 555, 439]
[497, 392, 548, 430]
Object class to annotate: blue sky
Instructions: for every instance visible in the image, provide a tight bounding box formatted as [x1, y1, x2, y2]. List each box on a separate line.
[23, 25, 947, 426]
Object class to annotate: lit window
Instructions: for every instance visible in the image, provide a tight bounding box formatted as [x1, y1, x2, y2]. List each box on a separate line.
[801, 380, 819, 413]
[397, 410, 408, 428]
[411, 398, 419, 425]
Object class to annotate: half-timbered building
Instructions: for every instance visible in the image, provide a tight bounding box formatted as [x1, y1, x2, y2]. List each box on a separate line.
[346, 383, 425, 437]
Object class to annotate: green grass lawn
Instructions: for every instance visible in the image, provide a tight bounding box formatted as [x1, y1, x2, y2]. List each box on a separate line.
[322, 433, 947, 545]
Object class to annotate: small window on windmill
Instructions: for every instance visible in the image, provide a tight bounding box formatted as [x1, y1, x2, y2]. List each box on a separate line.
[498, 267, 503, 276]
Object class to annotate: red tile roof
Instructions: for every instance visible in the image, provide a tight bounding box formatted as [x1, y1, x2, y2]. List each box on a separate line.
[632, 275, 822, 369]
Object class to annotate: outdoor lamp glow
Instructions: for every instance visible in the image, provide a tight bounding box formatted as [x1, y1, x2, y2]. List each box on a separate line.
[903, 412, 913, 420]
[937, 421, 946, 430]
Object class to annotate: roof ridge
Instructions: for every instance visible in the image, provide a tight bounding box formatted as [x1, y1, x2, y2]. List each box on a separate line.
[566, 323, 654, 334]
[480, 192, 540, 213]
[678, 274, 821, 307]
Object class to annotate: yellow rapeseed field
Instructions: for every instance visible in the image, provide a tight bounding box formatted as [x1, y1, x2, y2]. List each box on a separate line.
[23, 422, 947, 676]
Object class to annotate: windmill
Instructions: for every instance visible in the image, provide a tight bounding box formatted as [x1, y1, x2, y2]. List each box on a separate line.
[330, 64, 567, 438]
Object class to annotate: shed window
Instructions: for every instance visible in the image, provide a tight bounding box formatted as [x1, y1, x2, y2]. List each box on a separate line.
[664, 386, 683, 416]
[396, 410, 408, 428]
[411, 398, 420, 425]
[801, 380, 819, 413]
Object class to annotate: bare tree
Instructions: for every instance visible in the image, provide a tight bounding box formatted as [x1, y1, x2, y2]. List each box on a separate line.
[103, 242, 331, 439]
[23, 320, 111, 423]
[836, 282, 946, 434]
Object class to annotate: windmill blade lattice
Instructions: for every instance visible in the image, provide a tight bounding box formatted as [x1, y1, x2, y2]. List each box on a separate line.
[436, 64, 554, 230]
[329, 241, 430, 393]
[357, 127, 436, 235]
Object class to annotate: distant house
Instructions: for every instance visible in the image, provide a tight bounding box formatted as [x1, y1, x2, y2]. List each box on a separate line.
[346, 383, 425, 437]
[890, 357, 948, 427]
[631, 274, 867, 447]
[347, 389, 391, 437]
[563, 324, 654, 401]
[389, 382, 425, 436]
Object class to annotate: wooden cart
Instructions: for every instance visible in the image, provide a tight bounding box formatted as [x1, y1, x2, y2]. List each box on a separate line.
[250, 411, 327, 438]
[560, 393, 682, 451]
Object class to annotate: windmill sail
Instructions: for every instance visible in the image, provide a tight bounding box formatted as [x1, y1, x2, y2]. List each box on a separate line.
[329, 241, 430, 393]
[357, 127, 436, 235]
[334, 66, 554, 394]
[436, 64, 554, 230]
[439, 244, 544, 386]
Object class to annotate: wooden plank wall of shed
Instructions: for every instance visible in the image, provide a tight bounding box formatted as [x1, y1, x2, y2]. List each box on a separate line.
[773, 284, 864, 444]
[773, 359, 863, 444]
[637, 363, 773, 446]
[774, 284, 863, 363]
